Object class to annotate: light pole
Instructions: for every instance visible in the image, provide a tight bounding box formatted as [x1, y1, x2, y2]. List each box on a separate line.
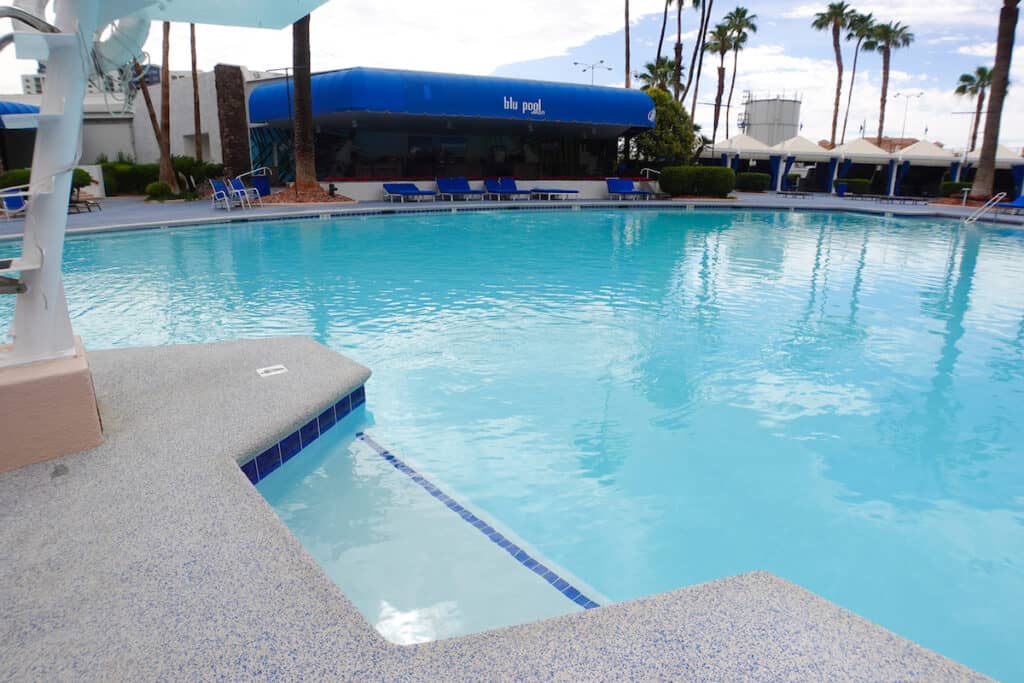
[573, 59, 612, 86]
[894, 91, 924, 142]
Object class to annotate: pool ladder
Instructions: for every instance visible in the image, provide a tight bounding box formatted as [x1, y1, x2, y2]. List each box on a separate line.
[963, 192, 1006, 224]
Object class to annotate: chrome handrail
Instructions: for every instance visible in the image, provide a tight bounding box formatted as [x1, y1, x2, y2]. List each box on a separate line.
[964, 192, 1007, 224]
[640, 168, 661, 179]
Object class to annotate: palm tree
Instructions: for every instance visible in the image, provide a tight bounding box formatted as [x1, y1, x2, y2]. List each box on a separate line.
[955, 67, 993, 152]
[973, 0, 1019, 197]
[723, 7, 757, 139]
[812, 2, 854, 147]
[705, 23, 732, 143]
[840, 12, 875, 144]
[673, 0, 693, 100]
[625, 0, 632, 88]
[158, 21, 178, 193]
[864, 21, 914, 145]
[637, 56, 676, 91]
[656, 0, 673, 65]
[292, 14, 317, 190]
[190, 23, 202, 163]
[688, 0, 716, 118]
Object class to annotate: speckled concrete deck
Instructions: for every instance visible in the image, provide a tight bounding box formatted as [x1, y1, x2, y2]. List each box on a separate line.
[0, 338, 990, 681]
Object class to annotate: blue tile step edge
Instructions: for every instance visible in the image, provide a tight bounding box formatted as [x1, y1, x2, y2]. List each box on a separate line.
[239, 384, 366, 485]
[355, 431, 601, 612]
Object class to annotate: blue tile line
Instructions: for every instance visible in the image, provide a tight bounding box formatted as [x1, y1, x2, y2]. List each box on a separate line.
[239, 383, 367, 485]
[355, 431, 601, 611]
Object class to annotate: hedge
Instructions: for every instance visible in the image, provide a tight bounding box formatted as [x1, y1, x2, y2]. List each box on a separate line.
[1, 167, 93, 192]
[145, 181, 174, 200]
[835, 178, 872, 195]
[735, 172, 771, 192]
[659, 166, 736, 198]
[101, 162, 160, 195]
[939, 181, 971, 197]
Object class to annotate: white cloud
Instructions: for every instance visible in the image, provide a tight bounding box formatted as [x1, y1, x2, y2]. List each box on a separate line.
[784, 0, 1002, 28]
[955, 42, 997, 57]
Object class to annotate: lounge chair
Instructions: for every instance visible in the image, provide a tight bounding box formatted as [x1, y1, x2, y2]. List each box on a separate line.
[606, 178, 653, 200]
[230, 177, 262, 207]
[996, 194, 1024, 214]
[383, 182, 437, 202]
[517, 177, 580, 200]
[483, 178, 531, 200]
[1, 187, 28, 220]
[210, 179, 243, 210]
[436, 176, 484, 201]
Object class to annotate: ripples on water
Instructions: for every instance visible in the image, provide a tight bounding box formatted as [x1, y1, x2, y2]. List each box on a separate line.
[3, 210, 1022, 680]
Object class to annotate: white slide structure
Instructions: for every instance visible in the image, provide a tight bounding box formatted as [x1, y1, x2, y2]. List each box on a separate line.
[0, 0, 326, 369]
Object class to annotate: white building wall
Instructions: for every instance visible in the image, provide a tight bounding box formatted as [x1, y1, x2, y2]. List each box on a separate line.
[131, 71, 222, 164]
[81, 119, 134, 165]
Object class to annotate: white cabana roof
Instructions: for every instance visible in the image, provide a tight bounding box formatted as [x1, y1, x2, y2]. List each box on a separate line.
[834, 137, 892, 163]
[966, 144, 1023, 169]
[713, 133, 774, 159]
[772, 135, 835, 161]
[897, 140, 957, 166]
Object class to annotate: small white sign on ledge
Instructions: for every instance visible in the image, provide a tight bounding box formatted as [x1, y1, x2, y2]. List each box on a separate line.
[256, 365, 288, 378]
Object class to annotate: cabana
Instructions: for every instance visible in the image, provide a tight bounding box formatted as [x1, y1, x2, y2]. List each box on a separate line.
[706, 134, 774, 174]
[832, 138, 893, 195]
[963, 145, 1024, 198]
[0, 101, 39, 170]
[893, 140, 957, 197]
[769, 136, 836, 192]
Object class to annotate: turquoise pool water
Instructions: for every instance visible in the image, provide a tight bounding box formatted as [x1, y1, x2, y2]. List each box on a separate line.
[3, 209, 1022, 679]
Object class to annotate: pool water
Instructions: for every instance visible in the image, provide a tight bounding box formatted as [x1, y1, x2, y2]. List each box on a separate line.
[3, 210, 1022, 680]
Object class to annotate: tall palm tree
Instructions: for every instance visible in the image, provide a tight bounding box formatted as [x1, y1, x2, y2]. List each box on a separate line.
[637, 56, 676, 91]
[159, 21, 178, 193]
[812, 2, 854, 147]
[864, 21, 914, 145]
[840, 12, 875, 144]
[973, 0, 1019, 197]
[656, 0, 673, 65]
[955, 66, 993, 152]
[705, 23, 732, 143]
[723, 7, 757, 139]
[625, 0, 632, 88]
[292, 14, 317, 190]
[673, 0, 694, 100]
[190, 23, 202, 163]
[688, 0, 715, 118]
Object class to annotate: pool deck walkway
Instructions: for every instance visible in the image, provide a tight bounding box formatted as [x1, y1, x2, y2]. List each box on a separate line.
[0, 337, 991, 681]
[1, 192, 1021, 240]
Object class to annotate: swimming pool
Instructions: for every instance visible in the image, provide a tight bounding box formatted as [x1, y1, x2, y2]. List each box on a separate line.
[3, 209, 1021, 680]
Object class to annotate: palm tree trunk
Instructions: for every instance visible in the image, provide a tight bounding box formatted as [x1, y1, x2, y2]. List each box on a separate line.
[726, 48, 739, 139]
[970, 90, 984, 151]
[829, 23, 843, 146]
[682, 1, 708, 102]
[159, 21, 179, 193]
[656, 1, 669, 64]
[190, 23, 203, 164]
[712, 61, 725, 142]
[292, 14, 317, 190]
[840, 38, 862, 144]
[625, 0, 631, 88]
[673, 3, 683, 99]
[133, 60, 163, 161]
[973, 0, 1019, 197]
[689, 0, 714, 119]
[876, 48, 890, 145]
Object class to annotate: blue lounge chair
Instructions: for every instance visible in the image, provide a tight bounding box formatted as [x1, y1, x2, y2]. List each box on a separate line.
[515, 177, 580, 200]
[996, 194, 1024, 214]
[606, 178, 653, 200]
[383, 182, 437, 202]
[483, 178, 531, 200]
[210, 179, 243, 210]
[230, 177, 262, 207]
[1, 188, 28, 220]
[436, 177, 484, 201]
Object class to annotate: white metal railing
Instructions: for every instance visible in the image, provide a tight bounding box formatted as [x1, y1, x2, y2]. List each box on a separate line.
[640, 168, 661, 179]
[964, 192, 1007, 224]
[237, 166, 272, 179]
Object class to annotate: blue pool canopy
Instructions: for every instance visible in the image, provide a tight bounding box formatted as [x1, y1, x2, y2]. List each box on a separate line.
[0, 101, 39, 129]
[248, 67, 656, 130]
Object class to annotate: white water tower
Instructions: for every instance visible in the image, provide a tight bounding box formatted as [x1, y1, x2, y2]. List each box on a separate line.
[737, 92, 802, 146]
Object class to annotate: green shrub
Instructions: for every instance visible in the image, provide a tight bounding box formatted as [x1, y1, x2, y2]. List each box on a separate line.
[939, 181, 971, 197]
[0, 168, 31, 189]
[145, 180, 174, 200]
[835, 178, 871, 195]
[735, 172, 771, 192]
[101, 162, 160, 195]
[72, 168, 94, 191]
[659, 166, 736, 198]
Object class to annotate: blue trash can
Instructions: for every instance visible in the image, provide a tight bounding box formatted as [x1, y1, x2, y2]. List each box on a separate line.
[835, 181, 848, 197]
[252, 176, 271, 197]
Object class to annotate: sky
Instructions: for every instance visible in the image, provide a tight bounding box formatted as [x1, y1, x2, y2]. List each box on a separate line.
[0, 0, 1021, 152]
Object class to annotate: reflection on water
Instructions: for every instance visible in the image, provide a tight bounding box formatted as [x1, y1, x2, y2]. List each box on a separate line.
[3, 210, 1022, 680]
